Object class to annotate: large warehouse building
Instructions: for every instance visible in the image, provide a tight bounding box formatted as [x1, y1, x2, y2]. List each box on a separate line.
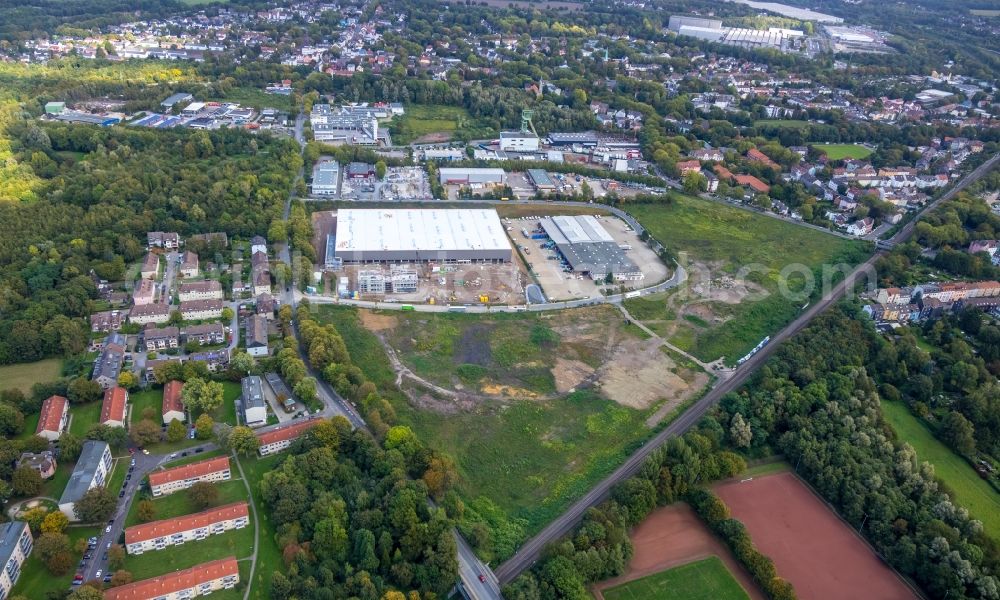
[333, 208, 513, 263]
[438, 167, 507, 186]
[539, 215, 644, 281]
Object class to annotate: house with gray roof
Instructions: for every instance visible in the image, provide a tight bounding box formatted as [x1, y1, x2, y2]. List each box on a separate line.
[58, 441, 113, 520]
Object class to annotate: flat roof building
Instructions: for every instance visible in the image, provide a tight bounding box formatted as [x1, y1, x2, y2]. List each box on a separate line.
[527, 169, 556, 191]
[312, 160, 340, 195]
[539, 215, 644, 281]
[59, 441, 112, 520]
[241, 376, 267, 427]
[547, 131, 599, 146]
[438, 167, 507, 185]
[334, 208, 513, 263]
[499, 131, 540, 152]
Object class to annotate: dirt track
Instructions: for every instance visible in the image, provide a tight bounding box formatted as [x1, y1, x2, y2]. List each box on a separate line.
[714, 472, 917, 600]
[591, 503, 764, 600]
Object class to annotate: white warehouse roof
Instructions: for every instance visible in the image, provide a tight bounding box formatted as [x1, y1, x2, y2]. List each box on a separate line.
[334, 209, 512, 260]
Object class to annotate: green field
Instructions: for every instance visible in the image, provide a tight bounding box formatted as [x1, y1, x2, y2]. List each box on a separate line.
[209, 86, 292, 112]
[625, 194, 868, 363]
[123, 526, 254, 580]
[69, 400, 103, 437]
[881, 400, 1000, 540]
[316, 306, 692, 560]
[753, 119, 811, 128]
[388, 104, 493, 144]
[125, 478, 249, 527]
[603, 557, 749, 600]
[238, 454, 285, 600]
[11, 525, 100, 598]
[0, 358, 62, 393]
[811, 143, 873, 160]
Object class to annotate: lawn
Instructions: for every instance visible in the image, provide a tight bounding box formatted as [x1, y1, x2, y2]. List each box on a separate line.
[69, 400, 103, 437]
[881, 400, 1000, 540]
[125, 478, 249, 527]
[753, 119, 811, 128]
[388, 104, 494, 144]
[603, 557, 750, 600]
[208, 86, 292, 112]
[123, 526, 254, 580]
[11, 525, 100, 598]
[237, 454, 286, 600]
[0, 358, 63, 393]
[625, 193, 868, 363]
[130, 389, 163, 424]
[41, 461, 74, 499]
[16, 412, 40, 440]
[811, 143, 873, 160]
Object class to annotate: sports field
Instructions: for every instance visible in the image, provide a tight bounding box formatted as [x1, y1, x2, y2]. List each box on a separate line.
[602, 557, 749, 600]
[881, 400, 1000, 540]
[715, 472, 915, 600]
[0, 358, 62, 393]
[811, 143, 873, 160]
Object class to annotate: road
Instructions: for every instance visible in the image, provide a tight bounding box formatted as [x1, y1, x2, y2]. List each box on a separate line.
[493, 152, 1000, 584]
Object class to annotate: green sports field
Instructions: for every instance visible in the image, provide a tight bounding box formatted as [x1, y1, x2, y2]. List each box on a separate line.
[602, 557, 750, 600]
[811, 144, 873, 160]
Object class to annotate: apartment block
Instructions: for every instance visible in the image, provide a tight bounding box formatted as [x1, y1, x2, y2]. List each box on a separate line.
[124, 502, 249, 555]
[148, 456, 231, 497]
[257, 419, 318, 456]
[103, 556, 239, 600]
[0, 521, 32, 600]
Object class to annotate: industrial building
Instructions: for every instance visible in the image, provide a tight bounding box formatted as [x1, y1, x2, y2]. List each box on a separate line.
[547, 132, 599, 147]
[312, 160, 340, 195]
[669, 14, 801, 49]
[527, 169, 556, 191]
[438, 167, 507, 186]
[499, 131, 540, 152]
[311, 104, 392, 146]
[538, 215, 644, 281]
[333, 209, 513, 263]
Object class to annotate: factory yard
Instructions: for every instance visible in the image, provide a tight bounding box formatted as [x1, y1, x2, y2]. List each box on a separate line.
[714, 472, 917, 600]
[378, 166, 431, 200]
[508, 213, 668, 302]
[310, 207, 667, 305]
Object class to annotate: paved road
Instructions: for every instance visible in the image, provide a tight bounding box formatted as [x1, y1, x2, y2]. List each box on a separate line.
[455, 530, 503, 599]
[493, 152, 1000, 585]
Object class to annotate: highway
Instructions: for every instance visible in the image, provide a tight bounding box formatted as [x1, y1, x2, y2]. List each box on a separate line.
[493, 152, 1000, 584]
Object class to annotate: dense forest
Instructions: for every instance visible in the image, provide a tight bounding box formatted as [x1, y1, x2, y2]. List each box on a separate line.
[258, 418, 460, 599]
[716, 304, 1000, 600]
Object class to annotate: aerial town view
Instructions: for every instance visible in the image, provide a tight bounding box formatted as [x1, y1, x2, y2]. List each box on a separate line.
[0, 0, 998, 599]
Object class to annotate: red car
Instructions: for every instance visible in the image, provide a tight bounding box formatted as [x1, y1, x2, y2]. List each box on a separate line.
[478, 574, 486, 583]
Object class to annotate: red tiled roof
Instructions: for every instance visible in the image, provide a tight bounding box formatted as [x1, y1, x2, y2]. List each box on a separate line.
[103, 557, 238, 600]
[162, 381, 184, 417]
[37, 395, 67, 434]
[734, 174, 770, 194]
[714, 164, 735, 181]
[148, 456, 230, 488]
[101, 387, 128, 423]
[125, 502, 248, 545]
[257, 419, 318, 446]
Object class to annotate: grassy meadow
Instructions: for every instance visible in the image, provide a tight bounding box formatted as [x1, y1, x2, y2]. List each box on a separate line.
[0, 358, 63, 393]
[811, 143, 873, 160]
[602, 557, 750, 600]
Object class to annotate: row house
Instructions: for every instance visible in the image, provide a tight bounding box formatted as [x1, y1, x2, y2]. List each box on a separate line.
[124, 503, 249, 555]
[92, 334, 126, 389]
[90, 309, 128, 333]
[104, 556, 239, 600]
[149, 456, 231, 497]
[180, 299, 223, 321]
[179, 280, 224, 302]
[35, 395, 69, 441]
[130, 302, 171, 325]
[143, 326, 179, 352]
[181, 323, 226, 346]
[257, 419, 319, 456]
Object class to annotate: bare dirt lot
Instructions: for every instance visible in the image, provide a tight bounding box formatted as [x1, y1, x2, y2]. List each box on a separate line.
[598, 340, 708, 410]
[714, 472, 917, 600]
[591, 503, 764, 600]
